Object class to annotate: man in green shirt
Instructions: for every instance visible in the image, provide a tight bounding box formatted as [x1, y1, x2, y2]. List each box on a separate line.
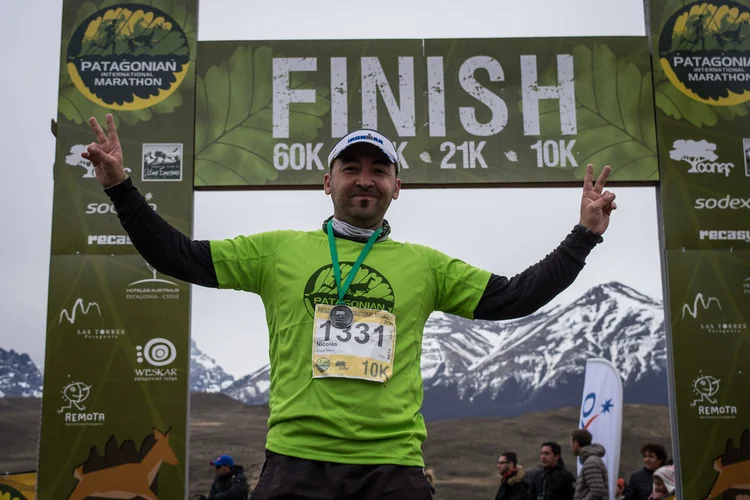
[83, 114, 617, 500]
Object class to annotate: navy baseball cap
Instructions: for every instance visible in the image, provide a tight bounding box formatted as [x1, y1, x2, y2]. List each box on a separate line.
[211, 455, 234, 467]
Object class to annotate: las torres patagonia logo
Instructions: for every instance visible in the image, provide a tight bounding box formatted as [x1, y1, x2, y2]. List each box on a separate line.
[660, 0, 750, 105]
[66, 4, 190, 110]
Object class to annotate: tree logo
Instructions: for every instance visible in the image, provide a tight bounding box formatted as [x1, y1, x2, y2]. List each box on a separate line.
[659, 1, 750, 105]
[669, 139, 734, 176]
[303, 263, 395, 318]
[66, 5, 190, 110]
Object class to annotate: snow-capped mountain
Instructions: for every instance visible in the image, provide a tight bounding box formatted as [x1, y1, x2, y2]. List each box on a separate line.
[222, 365, 270, 405]
[190, 339, 235, 393]
[220, 282, 668, 418]
[0, 348, 43, 397]
[420, 282, 667, 419]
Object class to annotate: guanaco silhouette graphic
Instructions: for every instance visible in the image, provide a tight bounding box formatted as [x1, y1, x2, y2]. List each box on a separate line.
[66, 428, 179, 500]
[705, 429, 750, 499]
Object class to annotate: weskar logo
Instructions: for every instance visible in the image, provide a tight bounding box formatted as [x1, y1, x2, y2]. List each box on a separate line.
[690, 372, 737, 419]
[66, 144, 131, 178]
[681, 293, 747, 334]
[579, 392, 615, 429]
[58, 297, 126, 339]
[303, 263, 395, 318]
[670, 139, 734, 176]
[134, 338, 178, 382]
[126, 261, 179, 300]
[659, 1, 750, 105]
[57, 380, 105, 426]
[66, 5, 190, 110]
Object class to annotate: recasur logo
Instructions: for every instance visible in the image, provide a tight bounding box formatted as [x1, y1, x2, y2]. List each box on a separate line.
[126, 261, 179, 300]
[134, 338, 178, 382]
[690, 372, 737, 420]
[58, 297, 125, 339]
[670, 139, 734, 176]
[88, 235, 132, 246]
[57, 379, 105, 426]
[681, 293, 747, 334]
[142, 143, 182, 181]
[699, 230, 750, 243]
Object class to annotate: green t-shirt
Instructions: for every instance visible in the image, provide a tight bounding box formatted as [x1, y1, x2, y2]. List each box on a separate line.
[210, 229, 491, 466]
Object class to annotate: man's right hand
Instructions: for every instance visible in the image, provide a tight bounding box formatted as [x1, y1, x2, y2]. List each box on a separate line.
[81, 113, 126, 188]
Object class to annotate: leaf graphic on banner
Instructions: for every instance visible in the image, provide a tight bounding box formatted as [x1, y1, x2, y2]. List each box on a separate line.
[535, 44, 657, 180]
[653, 62, 749, 127]
[571, 44, 658, 180]
[58, 1, 197, 126]
[194, 45, 330, 186]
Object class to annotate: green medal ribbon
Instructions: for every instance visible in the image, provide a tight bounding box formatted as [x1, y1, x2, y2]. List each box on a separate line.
[326, 219, 382, 306]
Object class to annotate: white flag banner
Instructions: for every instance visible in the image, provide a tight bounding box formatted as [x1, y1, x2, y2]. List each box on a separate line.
[578, 358, 624, 500]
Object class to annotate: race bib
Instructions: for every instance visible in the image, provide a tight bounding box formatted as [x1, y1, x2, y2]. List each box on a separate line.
[311, 304, 396, 383]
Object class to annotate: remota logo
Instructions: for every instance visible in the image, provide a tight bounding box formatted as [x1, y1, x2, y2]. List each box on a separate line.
[699, 230, 750, 243]
[66, 5, 190, 110]
[86, 193, 156, 214]
[57, 380, 105, 426]
[88, 235, 132, 245]
[694, 195, 750, 209]
[670, 139, 734, 176]
[690, 372, 737, 420]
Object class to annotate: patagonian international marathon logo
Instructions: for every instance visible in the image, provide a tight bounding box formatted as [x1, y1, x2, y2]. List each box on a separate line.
[66, 4, 190, 110]
[303, 263, 395, 318]
[659, 1, 750, 105]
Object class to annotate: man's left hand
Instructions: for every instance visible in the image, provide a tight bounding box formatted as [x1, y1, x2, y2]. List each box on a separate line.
[579, 164, 617, 235]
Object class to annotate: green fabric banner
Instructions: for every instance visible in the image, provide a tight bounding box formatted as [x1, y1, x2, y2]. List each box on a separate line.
[194, 37, 659, 187]
[39, 1, 197, 498]
[649, 0, 750, 498]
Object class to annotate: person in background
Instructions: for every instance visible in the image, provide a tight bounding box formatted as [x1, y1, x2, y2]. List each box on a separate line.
[528, 442, 575, 500]
[570, 429, 608, 500]
[616, 478, 625, 499]
[624, 443, 668, 500]
[205, 455, 249, 500]
[648, 465, 675, 500]
[494, 451, 530, 500]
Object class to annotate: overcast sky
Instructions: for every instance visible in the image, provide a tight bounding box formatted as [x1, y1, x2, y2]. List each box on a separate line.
[0, 0, 661, 378]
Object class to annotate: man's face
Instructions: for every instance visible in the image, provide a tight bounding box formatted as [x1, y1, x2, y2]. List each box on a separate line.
[540, 446, 559, 468]
[496, 456, 512, 475]
[324, 143, 401, 229]
[570, 437, 581, 456]
[643, 451, 663, 471]
[215, 464, 231, 477]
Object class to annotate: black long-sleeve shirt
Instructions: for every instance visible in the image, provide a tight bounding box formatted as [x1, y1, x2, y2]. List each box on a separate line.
[105, 178, 602, 320]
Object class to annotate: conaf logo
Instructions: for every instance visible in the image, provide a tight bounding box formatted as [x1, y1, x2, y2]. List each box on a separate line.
[670, 139, 734, 176]
[66, 5, 190, 110]
[303, 263, 395, 318]
[659, 1, 750, 105]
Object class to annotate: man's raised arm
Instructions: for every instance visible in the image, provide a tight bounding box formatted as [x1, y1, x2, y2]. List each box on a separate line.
[474, 164, 617, 321]
[83, 114, 218, 288]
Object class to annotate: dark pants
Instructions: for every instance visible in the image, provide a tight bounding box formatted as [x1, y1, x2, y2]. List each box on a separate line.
[250, 449, 435, 500]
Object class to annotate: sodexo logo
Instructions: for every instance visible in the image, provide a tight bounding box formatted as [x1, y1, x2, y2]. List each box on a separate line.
[670, 139, 734, 176]
[86, 192, 157, 215]
[694, 195, 750, 210]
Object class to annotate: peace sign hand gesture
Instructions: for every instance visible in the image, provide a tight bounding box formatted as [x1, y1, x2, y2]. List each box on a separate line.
[81, 113, 127, 188]
[579, 164, 617, 235]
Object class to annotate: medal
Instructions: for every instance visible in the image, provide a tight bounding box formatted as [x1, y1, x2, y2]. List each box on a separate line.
[330, 304, 354, 329]
[326, 219, 381, 328]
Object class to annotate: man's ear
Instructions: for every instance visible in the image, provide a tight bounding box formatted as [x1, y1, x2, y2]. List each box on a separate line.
[392, 177, 401, 200]
[324, 171, 332, 195]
